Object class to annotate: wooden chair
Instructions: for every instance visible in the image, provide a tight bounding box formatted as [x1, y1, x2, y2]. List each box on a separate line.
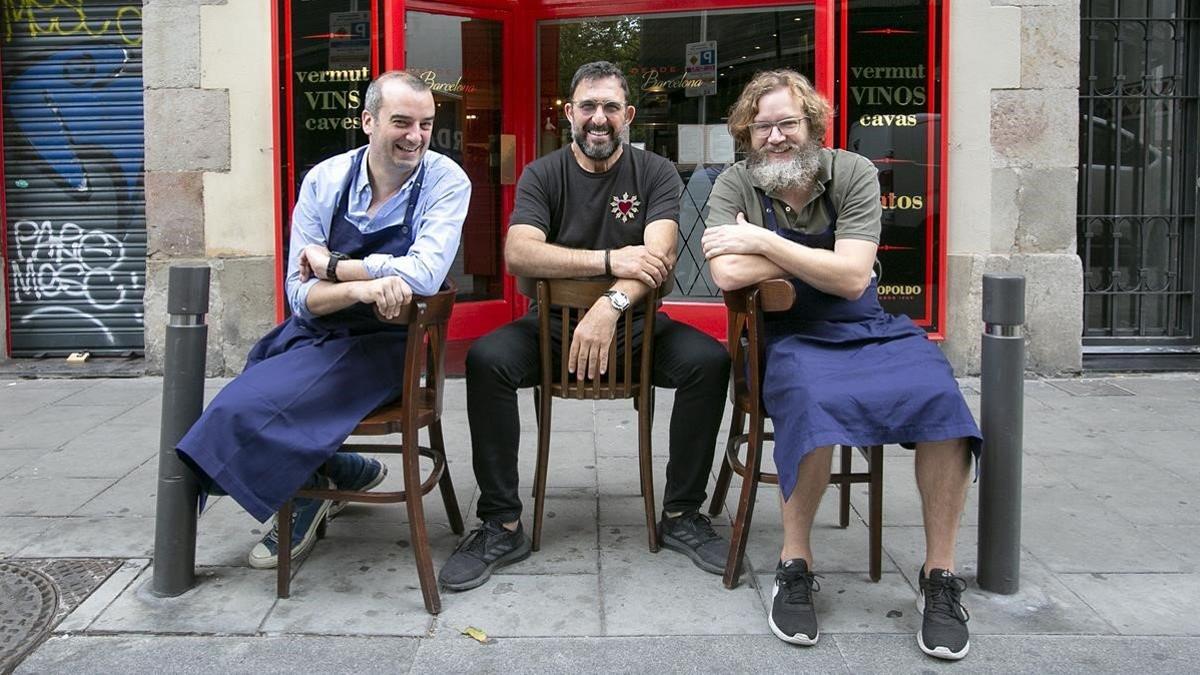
[708, 279, 884, 589]
[518, 276, 665, 554]
[276, 284, 465, 615]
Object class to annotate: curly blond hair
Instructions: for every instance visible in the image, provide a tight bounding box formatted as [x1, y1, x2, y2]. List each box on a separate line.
[726, 70, 831, 151]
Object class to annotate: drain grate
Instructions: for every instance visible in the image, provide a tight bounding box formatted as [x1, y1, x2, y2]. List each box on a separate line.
[1046, 380, 1135, 397]
[0, 559, 122, 672]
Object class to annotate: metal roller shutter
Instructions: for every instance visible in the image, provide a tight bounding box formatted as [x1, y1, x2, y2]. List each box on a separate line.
[2, 1, 146, 356]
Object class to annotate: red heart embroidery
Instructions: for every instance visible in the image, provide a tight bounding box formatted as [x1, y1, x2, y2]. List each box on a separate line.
[618, 201, 632, 214]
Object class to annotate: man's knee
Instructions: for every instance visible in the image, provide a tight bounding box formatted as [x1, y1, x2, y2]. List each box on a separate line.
[466, 326, 536, 387]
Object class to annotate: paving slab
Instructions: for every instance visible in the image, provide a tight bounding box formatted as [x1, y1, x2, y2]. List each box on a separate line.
[260, 529, 443, 636]
[11, 432, 155, 480]
[1020, 485, 1189, 573]
[17, 635, 420, 674]
[1058, 573, 1200, 636]
[87, 566, 277, 634]
[53, 379, 162, 407]
[14, 516, 155, 559]
[0, 404, 125, 451]
[881, 526, 1115, 635]
[0, 448, 44, 479]
[756, 571, 920, 635]
[72, 462, 159, 518]
[432, 573, 603, 637]
[835, 634, 1200, 674]
[0, 517, 55, 557]
[505, 487, 599, 575]
[55, 559, 150, 633]
[598, 526, 764, 636]
[410, 634, 848, 673]
[0, 477, 117, 516]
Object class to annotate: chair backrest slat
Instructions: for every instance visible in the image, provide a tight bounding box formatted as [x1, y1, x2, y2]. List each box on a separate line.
[520, 276, 667, 400]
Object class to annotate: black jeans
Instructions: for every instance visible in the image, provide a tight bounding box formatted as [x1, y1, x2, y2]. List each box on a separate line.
[466, 311, 731, 523]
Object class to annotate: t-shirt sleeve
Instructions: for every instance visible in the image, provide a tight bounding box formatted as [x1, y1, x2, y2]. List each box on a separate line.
[706, 169, 748, 228]
[508, 160, 554, 236]
[834, 154, 883, 243]
[643, 156, 684, 224]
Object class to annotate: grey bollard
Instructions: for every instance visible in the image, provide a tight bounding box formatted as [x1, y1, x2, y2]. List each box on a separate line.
[977, 273, 1025, 594]
[152, 265, 211, 597]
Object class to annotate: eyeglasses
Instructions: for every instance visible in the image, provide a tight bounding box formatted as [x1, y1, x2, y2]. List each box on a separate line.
[572, 99, 626, 116]
[749, 117, 806, 138]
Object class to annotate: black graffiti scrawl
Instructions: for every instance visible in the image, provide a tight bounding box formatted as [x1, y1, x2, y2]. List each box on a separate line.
[2, 0, 147, 355]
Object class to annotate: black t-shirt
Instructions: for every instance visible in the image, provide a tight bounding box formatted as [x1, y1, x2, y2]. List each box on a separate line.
[509, 145, 683, 248]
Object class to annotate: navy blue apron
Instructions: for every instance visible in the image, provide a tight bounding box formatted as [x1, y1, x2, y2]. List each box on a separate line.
[177, 147, 426, 522]
[754, 182, 982, 500]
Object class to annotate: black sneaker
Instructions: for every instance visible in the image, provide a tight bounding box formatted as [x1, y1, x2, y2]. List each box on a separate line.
[917, 567, 971, 660]
[658, 511, 728, 575]
[769, 558, 821, 645]
[438, 519, 531, 591]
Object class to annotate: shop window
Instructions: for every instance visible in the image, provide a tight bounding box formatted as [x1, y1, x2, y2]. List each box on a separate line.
[538, 8, 818, 300]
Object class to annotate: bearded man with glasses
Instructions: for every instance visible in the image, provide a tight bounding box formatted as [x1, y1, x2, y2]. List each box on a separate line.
[702, 70, 982, 661]
[439, 61, 731, 592]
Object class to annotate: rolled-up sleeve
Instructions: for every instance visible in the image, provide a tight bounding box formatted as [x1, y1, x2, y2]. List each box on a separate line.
[285, 170, 328, 320]
[362, 161, 471, 296]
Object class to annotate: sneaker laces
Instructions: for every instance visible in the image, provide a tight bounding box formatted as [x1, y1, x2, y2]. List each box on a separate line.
[679, 512, 721, 544]
[458, 520, 508, 559]
[925, 574, 970, 624]
[779, 565, 821, 605]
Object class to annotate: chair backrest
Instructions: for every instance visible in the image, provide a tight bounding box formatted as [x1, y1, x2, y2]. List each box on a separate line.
[723, 279, 796, 409]
[382, 280, 457, 419]
[518, 276, 666, 400]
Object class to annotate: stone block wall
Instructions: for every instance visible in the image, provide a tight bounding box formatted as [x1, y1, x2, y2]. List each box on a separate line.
[943, 0, 1083, 375]
[142, 0, 275, 375]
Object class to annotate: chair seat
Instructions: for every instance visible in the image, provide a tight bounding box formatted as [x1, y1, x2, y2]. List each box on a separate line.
[353, 388, 439, 434]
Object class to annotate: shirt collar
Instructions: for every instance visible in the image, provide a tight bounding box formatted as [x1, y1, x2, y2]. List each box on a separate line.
[749, 147, 833, 206]
[352, 147, 425, 199]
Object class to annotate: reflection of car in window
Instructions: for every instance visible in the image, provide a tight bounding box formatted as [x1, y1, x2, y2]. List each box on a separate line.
[1080, 114, 1170, 217]
[845, 113, 938, 229]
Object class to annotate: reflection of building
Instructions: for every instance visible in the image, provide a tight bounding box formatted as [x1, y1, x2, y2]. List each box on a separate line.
[4, 1, 1195, 375]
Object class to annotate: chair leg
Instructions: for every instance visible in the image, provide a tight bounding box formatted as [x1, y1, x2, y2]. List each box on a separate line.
[723, 412, 764, 589]
[869, 444, 884, 583]
[709, 408, 744, 517]
[638, 388, 658, 552]
[277, 500, 293, 599]
[531, 391, 552, 552]
[429, 419, 464, 535]
[531, 388, 541, 498]
[838, 444, 852, 528]
[403, 431, 441, 614]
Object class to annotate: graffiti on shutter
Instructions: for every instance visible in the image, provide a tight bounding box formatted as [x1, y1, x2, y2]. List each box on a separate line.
[2, 0, 146, 355]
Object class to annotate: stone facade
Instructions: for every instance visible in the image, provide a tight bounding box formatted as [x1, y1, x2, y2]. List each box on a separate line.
[135, 0, 1085, 376]
[942, 0, 1083, 375]
[142, 0, 274, 375]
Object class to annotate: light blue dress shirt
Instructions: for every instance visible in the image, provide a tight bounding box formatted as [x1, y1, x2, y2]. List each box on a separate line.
[285, 147, 472, 319]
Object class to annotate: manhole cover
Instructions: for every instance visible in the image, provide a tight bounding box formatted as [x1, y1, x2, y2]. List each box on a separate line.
[0, 559, 122, 672]
[0, 562, 59, 673]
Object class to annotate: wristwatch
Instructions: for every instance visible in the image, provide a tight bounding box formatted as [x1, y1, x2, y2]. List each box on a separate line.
[326, 251, 350, 282]
[603, 289, 631, 313]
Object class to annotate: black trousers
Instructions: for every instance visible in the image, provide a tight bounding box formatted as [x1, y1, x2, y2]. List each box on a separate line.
[466, 312, 731, 523]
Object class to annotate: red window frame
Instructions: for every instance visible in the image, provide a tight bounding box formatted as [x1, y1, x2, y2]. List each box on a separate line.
[269, 0, 949, 342]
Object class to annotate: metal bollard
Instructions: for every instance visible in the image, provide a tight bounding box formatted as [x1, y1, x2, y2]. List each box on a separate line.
[977, 273, 1026, 594]
[152, 265, 211, 597]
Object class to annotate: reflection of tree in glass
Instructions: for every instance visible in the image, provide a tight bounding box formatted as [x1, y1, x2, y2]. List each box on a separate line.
[557, 19, 642, 100]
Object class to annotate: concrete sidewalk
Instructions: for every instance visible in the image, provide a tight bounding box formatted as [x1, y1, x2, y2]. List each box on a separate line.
[2, 373, 1199, 673]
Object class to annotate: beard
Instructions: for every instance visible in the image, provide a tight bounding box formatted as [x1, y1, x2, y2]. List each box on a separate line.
[572, 119, 627, 160]
[746, 139, 822, 194]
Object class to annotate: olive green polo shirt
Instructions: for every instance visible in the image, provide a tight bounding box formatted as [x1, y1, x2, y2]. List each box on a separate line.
[706, 148, 882, 244]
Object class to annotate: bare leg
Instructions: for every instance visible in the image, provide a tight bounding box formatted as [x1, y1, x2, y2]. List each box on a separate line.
[780, 445, 835, 566]
[915, 438, 971, 572]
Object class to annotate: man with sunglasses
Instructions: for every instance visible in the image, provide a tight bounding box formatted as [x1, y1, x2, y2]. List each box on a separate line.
[702, 70, 981, 660]
[440, 61, 731, 592]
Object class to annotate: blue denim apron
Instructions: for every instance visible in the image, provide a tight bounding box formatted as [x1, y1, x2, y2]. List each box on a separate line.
[177, 147, 426, 521]
[755, 187, 982, 500]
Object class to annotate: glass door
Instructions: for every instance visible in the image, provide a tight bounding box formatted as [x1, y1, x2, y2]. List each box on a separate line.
[535, 4, 824, 337]
[401, 3, 517, 340]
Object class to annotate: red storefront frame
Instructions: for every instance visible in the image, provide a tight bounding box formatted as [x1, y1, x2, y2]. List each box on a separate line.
[270, 0, 948, 344]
